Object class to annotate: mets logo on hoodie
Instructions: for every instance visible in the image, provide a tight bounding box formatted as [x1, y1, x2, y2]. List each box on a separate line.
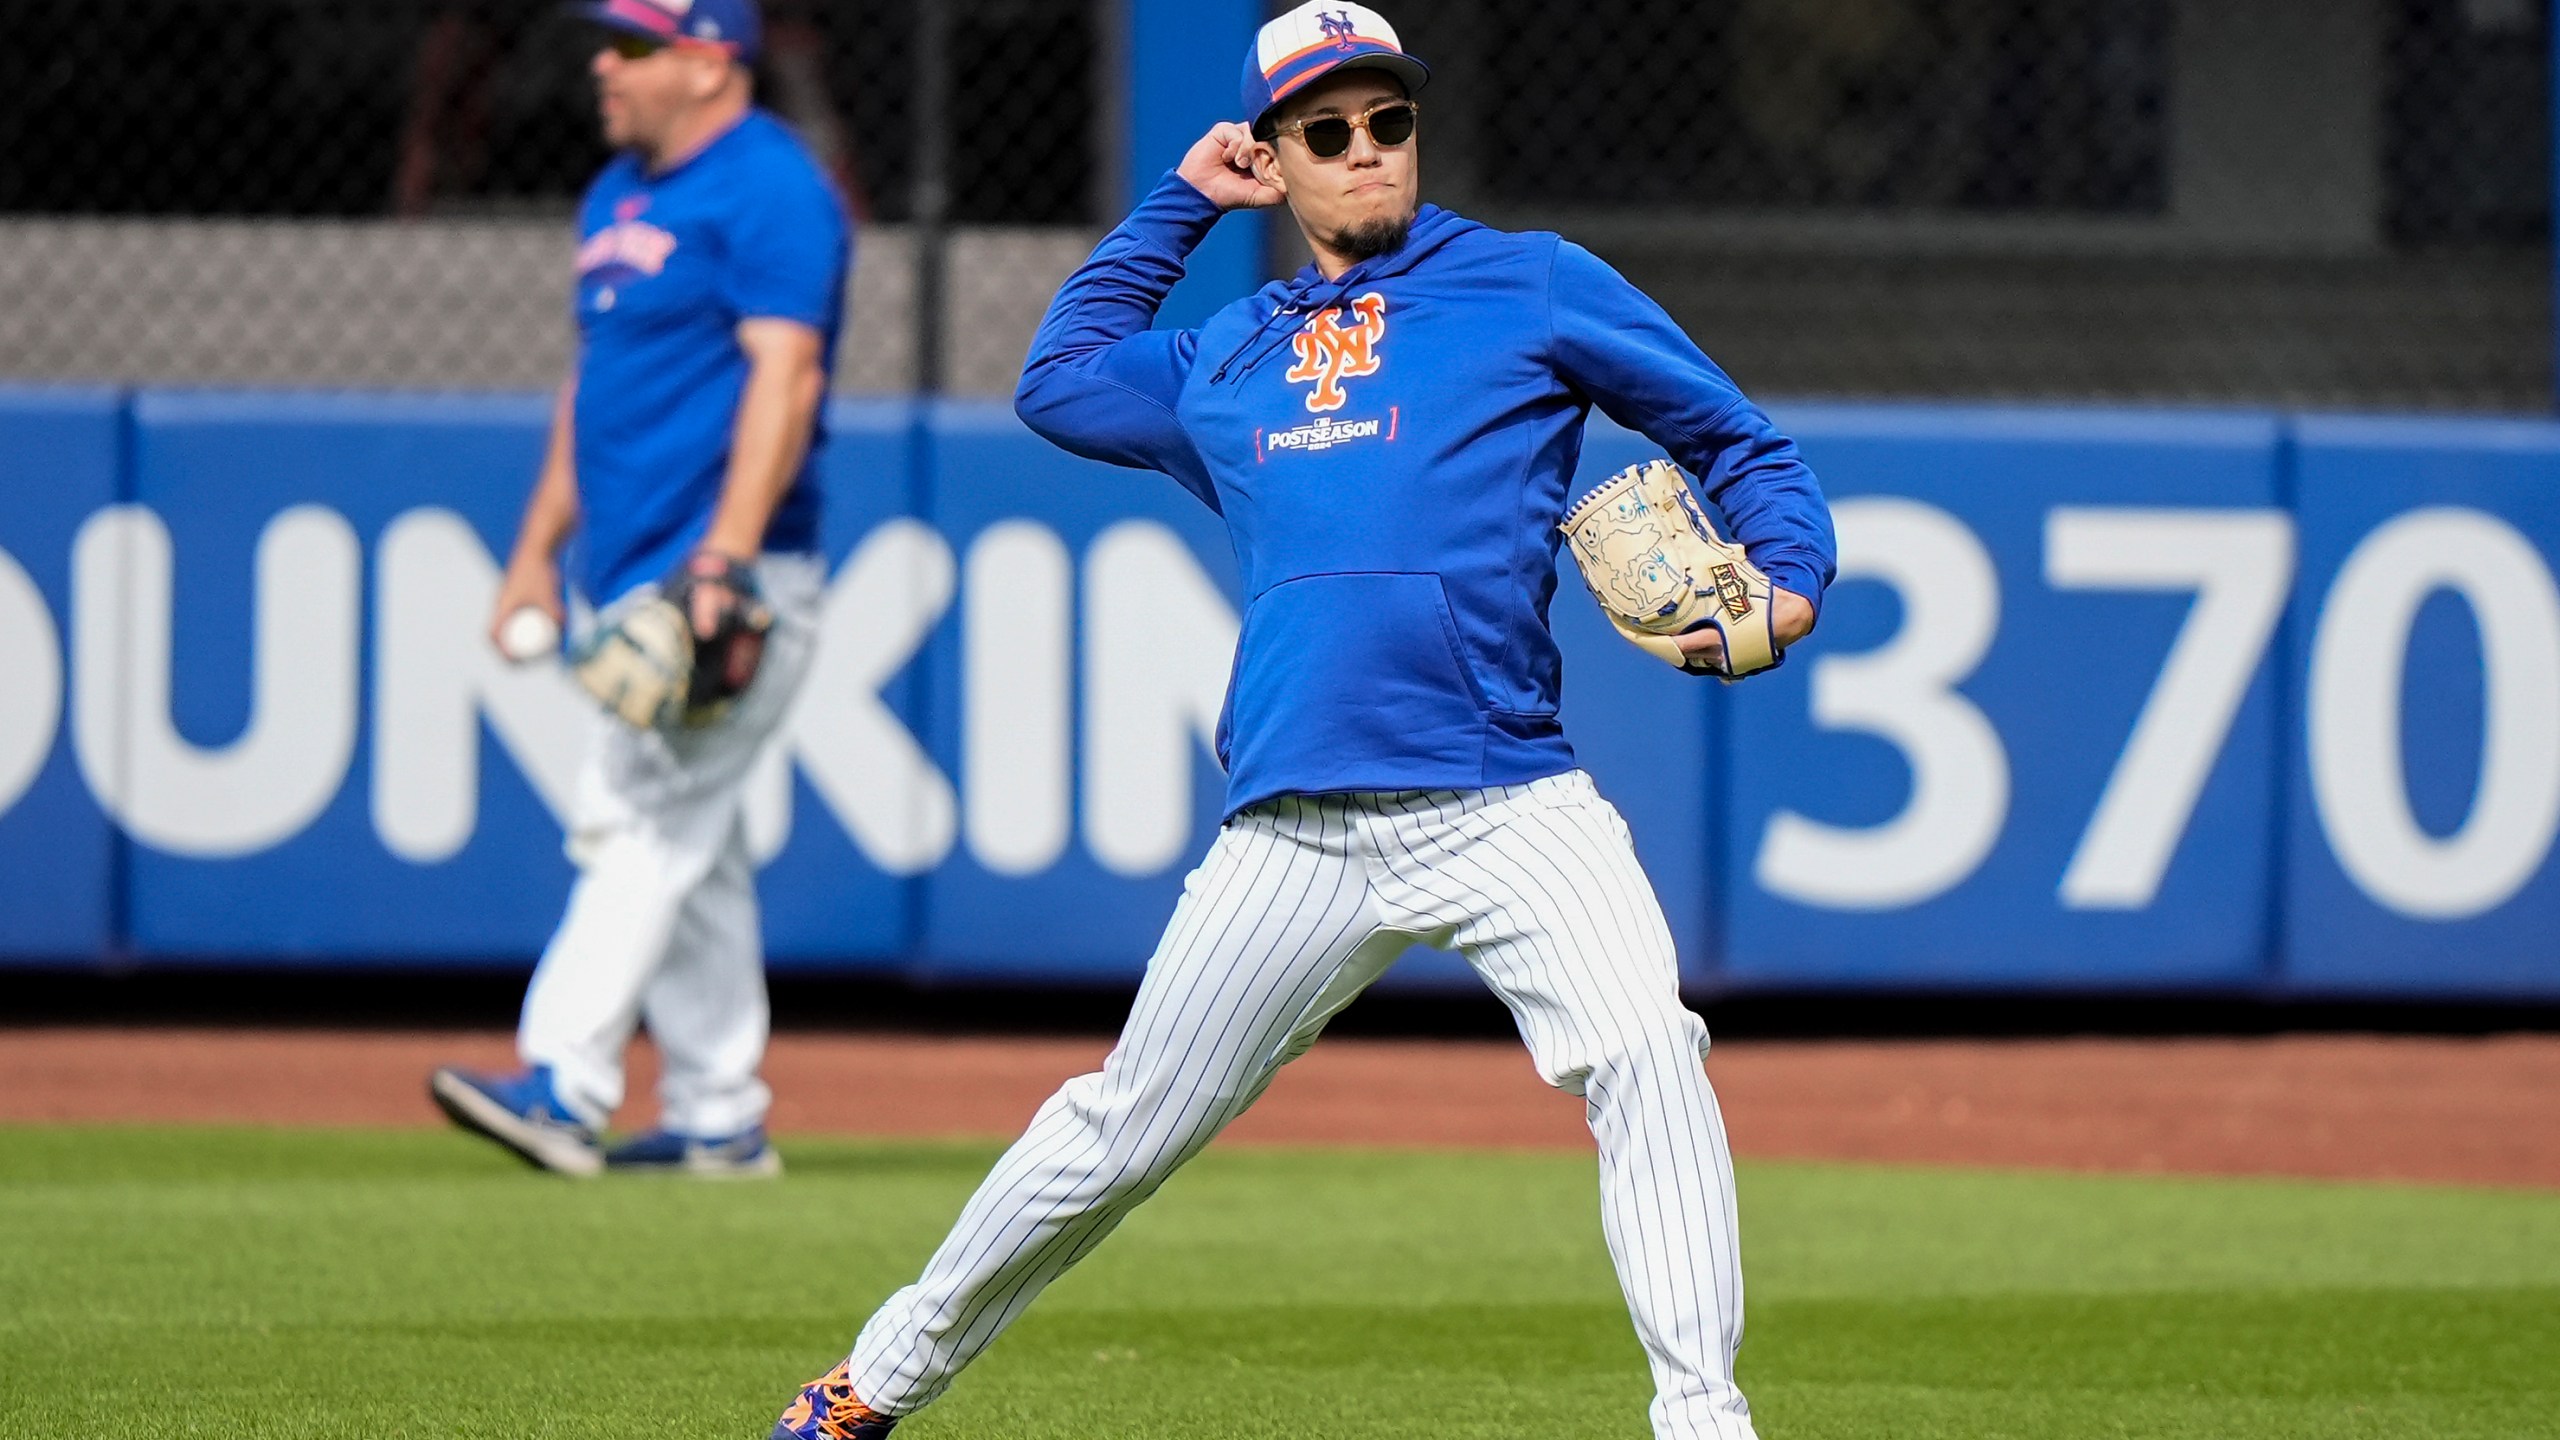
[1286, 293, 1387, 413]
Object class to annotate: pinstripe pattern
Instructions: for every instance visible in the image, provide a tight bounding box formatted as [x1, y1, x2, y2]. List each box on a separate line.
[839, 771, 1755, 1439]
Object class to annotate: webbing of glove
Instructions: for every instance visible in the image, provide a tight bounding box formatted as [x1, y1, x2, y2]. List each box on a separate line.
[1559, 458, 1780, 681]
[573, 598, 693, 729]
[664, 552, 774, 728]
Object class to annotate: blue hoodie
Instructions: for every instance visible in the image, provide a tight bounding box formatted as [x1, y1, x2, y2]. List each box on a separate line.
[1018, 171, 1837, 818]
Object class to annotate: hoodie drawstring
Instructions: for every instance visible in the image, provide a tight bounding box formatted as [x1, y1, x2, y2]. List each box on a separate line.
[1209, 271, 1362, 385]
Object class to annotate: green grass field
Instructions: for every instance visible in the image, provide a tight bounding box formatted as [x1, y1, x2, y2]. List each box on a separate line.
[5, 1127, 2558, 1439]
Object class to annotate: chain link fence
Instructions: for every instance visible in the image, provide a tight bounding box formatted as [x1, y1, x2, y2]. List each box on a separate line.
[0, 0, 2548, 409]
[1381, 0, 2552, 411]
[0, 0, 1103, 394]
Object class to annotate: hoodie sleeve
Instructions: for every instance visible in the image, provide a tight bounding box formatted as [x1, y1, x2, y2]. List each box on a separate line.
[1547, 239, 1837, 614]
[1013, 170, 1224, 511]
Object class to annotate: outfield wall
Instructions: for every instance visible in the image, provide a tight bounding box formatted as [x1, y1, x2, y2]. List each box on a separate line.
[1, 386, 2555, 1000]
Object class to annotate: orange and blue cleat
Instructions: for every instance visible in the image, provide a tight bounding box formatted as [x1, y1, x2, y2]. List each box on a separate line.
[771, 1359, 897, 1439]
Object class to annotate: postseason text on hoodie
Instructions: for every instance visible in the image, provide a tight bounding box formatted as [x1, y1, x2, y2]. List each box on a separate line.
[1016, 171, 1839, 819]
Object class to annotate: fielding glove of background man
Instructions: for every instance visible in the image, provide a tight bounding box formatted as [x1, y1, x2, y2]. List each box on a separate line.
[573, 552, 773, 729]
[1560, 458, 1782, 681]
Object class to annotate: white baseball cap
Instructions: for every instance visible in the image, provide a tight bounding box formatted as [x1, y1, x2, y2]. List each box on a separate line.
[1242, 3, 1431, 136]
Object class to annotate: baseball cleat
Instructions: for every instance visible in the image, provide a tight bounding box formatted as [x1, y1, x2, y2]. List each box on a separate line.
[428, 1065, 602, 1177]
[602, 1125, 784, 1178]
[772, 1359, 897, 1439]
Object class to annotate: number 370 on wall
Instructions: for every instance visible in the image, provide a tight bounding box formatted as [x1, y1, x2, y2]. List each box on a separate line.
[1751, 500, 2560, 923]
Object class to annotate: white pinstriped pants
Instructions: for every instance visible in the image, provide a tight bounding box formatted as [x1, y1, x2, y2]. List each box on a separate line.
[843, 771, 1756, 1440]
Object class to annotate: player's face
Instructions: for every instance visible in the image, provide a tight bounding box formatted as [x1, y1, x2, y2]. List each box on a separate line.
[591, 35, 722, 151]
[1257, 71, 1420, 261]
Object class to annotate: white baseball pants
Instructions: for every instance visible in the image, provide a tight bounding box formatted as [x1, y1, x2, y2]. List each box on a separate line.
[840, 771, 1756, 1440]
[515, 553, 824, 1138]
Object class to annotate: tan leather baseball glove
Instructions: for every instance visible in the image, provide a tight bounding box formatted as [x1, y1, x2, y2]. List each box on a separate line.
[1559, 458, 1780, 681]
[572, 553, 774, 730]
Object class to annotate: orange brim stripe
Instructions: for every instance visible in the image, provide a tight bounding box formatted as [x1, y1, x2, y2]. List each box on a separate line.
[1265, 43, 1404, 101]
[1261, 33, 1403, 80]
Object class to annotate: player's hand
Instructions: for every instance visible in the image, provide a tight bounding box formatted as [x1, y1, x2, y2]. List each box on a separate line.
[489, 552, 566, 655]
[680, 548, 756, 642]
[1673, 626, 1724, 670]
[1673, 588, 1813, 669]
[1176, 122, 1283, 211]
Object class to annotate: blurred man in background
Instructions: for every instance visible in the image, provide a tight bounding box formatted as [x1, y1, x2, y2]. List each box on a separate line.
[429, 0, 850, 1179]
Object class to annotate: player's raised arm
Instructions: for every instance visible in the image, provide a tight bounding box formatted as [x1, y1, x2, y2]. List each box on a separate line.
[1014, 123, 1279, 507]
[1547, 239, 1837, 628]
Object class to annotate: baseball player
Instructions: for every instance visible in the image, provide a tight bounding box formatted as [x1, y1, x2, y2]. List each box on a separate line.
[428, 0, 850, 1179]
[773, 4, 1831, 1436]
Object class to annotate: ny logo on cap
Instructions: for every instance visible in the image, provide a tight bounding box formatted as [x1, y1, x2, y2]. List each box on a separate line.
[1318, 9, 1361, 48]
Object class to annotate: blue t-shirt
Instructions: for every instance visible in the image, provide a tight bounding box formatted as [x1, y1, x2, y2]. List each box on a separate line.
[572, 109, 850, 603]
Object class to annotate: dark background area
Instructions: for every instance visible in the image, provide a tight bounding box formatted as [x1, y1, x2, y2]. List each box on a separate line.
[2, 0, 2539, 241]
[10, 966, 2556, 1040]
[0, 4, 2550, 418]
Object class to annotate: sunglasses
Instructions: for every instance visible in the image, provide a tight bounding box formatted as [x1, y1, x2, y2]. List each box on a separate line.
[605, 31, 670, 60]
[1274, 100, 1419, 159]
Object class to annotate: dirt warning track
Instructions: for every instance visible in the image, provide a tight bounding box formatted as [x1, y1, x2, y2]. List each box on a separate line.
[5, 1027, 2557, 1189]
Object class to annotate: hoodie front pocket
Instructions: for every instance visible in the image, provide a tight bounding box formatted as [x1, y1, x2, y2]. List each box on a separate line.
[1222, 572, 1491, 790]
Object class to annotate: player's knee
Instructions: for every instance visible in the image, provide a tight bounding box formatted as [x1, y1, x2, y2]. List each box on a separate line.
[1582, 1012, 1712, 1085]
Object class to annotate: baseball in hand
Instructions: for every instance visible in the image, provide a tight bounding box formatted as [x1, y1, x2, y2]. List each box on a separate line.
[498, 606, 561, 664]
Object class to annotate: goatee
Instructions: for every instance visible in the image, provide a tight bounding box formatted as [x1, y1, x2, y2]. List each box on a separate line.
[1332, 212, 1413, 262]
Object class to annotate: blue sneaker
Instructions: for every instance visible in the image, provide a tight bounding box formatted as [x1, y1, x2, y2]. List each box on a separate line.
[428, 1065, 601, 1177]
[772, 1359, 896, 1438]
[603, 1125, 783, 1178]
